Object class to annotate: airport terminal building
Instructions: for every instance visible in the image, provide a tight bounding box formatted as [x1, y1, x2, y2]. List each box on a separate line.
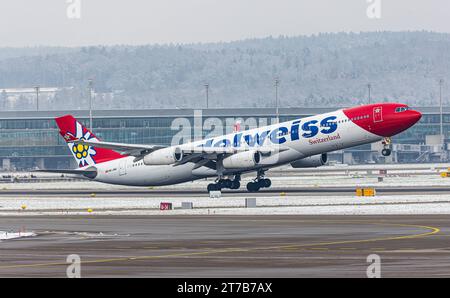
[0, 107, 448, 170]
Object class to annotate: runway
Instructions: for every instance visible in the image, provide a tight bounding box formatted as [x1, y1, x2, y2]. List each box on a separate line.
[0, 215, 448, 277]
[1, 185, 450, 197]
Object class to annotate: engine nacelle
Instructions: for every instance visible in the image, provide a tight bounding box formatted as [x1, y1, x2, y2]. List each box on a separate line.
[143, 147, 183, 165]
[290, 153, 327, 168]
[222, 151, 261, 169]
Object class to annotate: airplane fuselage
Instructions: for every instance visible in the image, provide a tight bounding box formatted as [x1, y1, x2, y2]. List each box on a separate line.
[88, 103, 421, 187]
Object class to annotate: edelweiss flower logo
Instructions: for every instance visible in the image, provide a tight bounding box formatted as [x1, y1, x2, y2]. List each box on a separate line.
[67, 122, 97, 167]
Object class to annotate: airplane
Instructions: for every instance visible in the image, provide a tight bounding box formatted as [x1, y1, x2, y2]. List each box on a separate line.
[40, 103, 421, 192]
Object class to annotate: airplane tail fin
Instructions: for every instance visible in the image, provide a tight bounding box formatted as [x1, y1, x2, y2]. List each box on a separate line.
[55, 115, 125, 167]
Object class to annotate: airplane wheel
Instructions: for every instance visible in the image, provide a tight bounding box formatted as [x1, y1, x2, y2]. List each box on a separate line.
[223, 179, 232, 188]
[262, 178, 271, 188]
[230, 181, 240, 189]
[217, 179, 232, 189]
[247, 182, 260, 192]
[207, 183, 219, 192]
[381, 149, 391, 156]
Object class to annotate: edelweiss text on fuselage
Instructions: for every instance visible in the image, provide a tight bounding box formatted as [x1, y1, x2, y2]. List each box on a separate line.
[200, 116, 338, 148]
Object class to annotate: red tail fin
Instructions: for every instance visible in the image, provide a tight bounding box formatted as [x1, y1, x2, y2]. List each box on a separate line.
[55, 115, 125, 167]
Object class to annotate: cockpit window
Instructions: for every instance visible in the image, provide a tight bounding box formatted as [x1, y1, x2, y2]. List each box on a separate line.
[395, 106, 409, 113]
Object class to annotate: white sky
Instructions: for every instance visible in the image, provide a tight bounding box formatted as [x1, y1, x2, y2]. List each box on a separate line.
[0, 0, 449, 47]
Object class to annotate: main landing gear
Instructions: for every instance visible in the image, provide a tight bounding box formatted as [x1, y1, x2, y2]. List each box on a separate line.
[246, 170, 272, 192]
[381, 137, 392, 157]
[206, 170, 273, 193]
[207, 175, 241, 192]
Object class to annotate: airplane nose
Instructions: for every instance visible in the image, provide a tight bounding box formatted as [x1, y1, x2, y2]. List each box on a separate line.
[409, 110, 422, 125]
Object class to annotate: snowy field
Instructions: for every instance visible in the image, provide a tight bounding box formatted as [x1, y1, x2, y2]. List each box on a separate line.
[2, 194, 450, 216]
[1, 163, 450, 190]
[1, 163, 450, 215]
[0, 231, 36, 241]
[1, 169, 450, 190]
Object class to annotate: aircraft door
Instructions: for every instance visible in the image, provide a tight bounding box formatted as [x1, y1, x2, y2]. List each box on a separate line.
[373, 106, 383, 123]
[119, 159, 127, 176]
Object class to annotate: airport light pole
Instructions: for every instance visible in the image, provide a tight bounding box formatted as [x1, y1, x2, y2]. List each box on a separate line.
[204, 83, 209, 109]
[440, 79, 444, 142]
[275, 78, 280, 123]
[88, 79, 93, 132]
[34, 86, 40, 111]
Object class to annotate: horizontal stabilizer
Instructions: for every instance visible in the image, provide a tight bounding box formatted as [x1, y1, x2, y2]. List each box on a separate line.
[34, 168, 98, 179]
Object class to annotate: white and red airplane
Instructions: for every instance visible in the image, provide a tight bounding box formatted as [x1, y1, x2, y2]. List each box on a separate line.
[43, 103, 421, 192]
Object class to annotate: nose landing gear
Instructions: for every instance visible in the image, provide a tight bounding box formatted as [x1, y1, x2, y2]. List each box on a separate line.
[381, 137, 392, 156]
[381, 148, 391, 157]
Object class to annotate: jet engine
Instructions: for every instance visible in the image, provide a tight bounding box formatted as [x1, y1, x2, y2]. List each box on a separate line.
[222, 150, 261, 169]
[143, 147, 183, 165]
[290, 153, 327, 168]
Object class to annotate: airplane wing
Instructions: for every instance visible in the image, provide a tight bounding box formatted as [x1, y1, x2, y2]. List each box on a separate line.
[73, 139, 167, 157]
[76, 139, 287, 156]
[172, 145, 291, 167]
[75, 139, 290, 165]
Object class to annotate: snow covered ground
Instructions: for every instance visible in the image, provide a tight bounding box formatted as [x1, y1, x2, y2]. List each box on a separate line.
[2, 193, 450, 216]
[1, 170, 450, 190]
[0, 193, 450, 210]
[1, 163, 450, 215]
[0, 231, 36, 240]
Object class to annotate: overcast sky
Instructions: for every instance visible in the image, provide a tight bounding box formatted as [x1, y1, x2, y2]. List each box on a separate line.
[0, 0, 449, 47]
